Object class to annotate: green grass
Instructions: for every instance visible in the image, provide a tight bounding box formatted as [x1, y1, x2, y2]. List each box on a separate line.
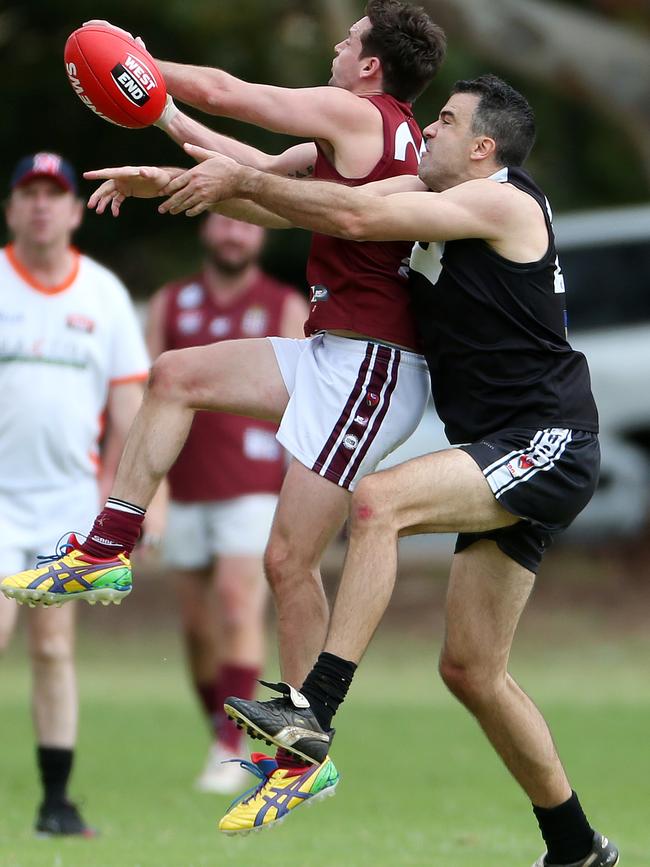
[1, 623, 649, 867]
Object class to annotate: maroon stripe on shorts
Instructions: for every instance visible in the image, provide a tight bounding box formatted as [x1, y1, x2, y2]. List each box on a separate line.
[312, 343, 375, 475]
[341, 349, 401, 487]
[322, 346, 394, 485]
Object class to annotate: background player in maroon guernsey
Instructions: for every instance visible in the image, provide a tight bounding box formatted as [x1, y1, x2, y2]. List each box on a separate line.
[12, 2, 447, 827]
[146, 214, 307, 793]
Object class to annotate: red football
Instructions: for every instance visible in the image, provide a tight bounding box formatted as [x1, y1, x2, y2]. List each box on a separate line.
[64, 25, 166, 129]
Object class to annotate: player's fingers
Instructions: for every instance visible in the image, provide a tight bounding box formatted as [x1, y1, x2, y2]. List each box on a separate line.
[160, 172, 191, 196]
[186, 202, 209, 217]
[135, 36, 147, 51]
[183, 143, 218, 163]
[111, 194, 125, 217]
[84, 166, 137, 180]
[160, 186, 194, 214]
[87, 180, 115, 209]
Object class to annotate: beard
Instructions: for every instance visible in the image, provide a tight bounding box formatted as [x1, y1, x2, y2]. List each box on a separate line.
[205, 249, 256, 276]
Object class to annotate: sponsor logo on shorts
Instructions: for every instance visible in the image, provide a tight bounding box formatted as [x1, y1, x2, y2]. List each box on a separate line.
[506, 454, 536, 478]
[111, 54, 158, 107]
[366, 392, 380, 407]
[354, 415, 369, 427]
[310, 284, 329, 302]
[343, 434, 359, 450]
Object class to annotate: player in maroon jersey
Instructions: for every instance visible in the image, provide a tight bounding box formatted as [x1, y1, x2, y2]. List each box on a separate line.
[147, 214, 307, 793]
[5, 1, 446, 829]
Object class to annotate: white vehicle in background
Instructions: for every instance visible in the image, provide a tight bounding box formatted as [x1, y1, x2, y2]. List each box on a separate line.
[379, 202, 650, 544]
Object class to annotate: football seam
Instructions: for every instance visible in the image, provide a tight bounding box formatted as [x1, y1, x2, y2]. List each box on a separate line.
[73, 29, 163, 128]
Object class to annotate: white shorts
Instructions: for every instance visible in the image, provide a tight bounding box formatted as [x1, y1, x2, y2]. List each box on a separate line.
[0, 481, 99, 576]
[163, 493, 279, 569]
[269, 333, 430, 490]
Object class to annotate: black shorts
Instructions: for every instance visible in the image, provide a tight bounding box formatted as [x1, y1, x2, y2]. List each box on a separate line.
[456, 428, 600, 573]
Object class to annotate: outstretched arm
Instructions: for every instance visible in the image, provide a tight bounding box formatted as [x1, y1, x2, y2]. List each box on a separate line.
[157, 60, 380, 147]
[157, 100, 317, 177]
[84, 165, 292, 228]
[160, 155, 514, 245]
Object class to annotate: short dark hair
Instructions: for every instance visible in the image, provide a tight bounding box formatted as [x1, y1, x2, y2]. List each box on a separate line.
[451, 74, 536, 166]
[362, 0, 446, 103]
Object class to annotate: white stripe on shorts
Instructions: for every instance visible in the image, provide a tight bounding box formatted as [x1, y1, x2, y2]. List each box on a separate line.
[484, 428, 573, 499]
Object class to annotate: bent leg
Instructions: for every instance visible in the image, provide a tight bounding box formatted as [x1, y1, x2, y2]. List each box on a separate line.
[265, 460, 350, 685]
[439, 540, 571, 808]
[112, 337, 289, 508]
[325, 448, 518, 662]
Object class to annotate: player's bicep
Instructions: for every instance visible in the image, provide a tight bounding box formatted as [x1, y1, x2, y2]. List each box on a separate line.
[364, 188, 504, 243]
[231, 83, 373, 141]
[269, 143, 318, 179]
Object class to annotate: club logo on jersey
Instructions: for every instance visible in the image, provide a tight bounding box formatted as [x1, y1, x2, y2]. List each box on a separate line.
[111, 54, 158, 107]
[343, 434, 359, 450]
[178, 310, 203, 334]
[66, 313, 95, 334]
[310, 284, 329, 303]
[177, 283, 203, 309]
[242, 306, 269, 337]
[210, 316, 231, 337]
[366, 392, 380, 407]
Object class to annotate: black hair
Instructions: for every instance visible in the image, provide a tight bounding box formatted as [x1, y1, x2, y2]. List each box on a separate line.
[452, 74, 536, 166]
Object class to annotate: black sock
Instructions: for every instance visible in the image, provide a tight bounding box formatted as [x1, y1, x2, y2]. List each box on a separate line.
[300, 652, 357, 731]
[37, 746, 73, 806]
[533, 791, 594, 864]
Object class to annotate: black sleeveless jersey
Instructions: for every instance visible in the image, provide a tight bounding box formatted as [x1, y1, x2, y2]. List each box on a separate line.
[408, 167, 599, 444]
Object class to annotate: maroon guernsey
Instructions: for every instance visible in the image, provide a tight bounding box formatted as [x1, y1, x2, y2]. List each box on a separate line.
[162, 270, 296, 502]
[306, 93, 423, 351]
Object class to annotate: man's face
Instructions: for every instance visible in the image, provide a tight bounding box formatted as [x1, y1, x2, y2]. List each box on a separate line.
[5, 179, 82, 247]
[200, 213, 265, 275]
[418, 93, 482, 191]
[329, 17, 373, 91]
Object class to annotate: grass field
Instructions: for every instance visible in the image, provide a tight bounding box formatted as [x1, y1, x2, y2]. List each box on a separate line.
[2, 604, 649, 867]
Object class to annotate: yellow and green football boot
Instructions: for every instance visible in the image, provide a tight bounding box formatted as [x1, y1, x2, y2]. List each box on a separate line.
[218, 753, 339, 835]
[0, 534, 132, 607]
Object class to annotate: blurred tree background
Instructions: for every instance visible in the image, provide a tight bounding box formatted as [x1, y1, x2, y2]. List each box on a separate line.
[1, 0, 649, 297]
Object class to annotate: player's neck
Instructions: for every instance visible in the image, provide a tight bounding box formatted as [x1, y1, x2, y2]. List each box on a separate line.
[203, 261, 259, 303]
[11, 239, 75, 286]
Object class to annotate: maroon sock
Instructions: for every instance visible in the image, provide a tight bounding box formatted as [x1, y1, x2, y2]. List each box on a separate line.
[214, 663, 260, 752]
[80, 497, 146, 558]
[275, 747, 313, 777]
[196, 678, 220, 730]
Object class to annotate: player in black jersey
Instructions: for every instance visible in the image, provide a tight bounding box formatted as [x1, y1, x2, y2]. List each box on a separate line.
[164, 75, 617, 867]
[83, 77, 617, 865]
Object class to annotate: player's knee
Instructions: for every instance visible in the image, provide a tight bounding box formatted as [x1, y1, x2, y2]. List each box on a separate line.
[438, 654, 495, 711]
[148, 349, 189, 403]
[263, 537, 309, 595]
[31, 635, 74, 667]
[349, 476, 394, 532]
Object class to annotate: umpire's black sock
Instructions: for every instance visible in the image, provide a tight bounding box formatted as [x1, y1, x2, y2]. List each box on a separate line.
[300, 652, 357, 732]
[533, 791, 594, 864]
[37, 746, 73, 807]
